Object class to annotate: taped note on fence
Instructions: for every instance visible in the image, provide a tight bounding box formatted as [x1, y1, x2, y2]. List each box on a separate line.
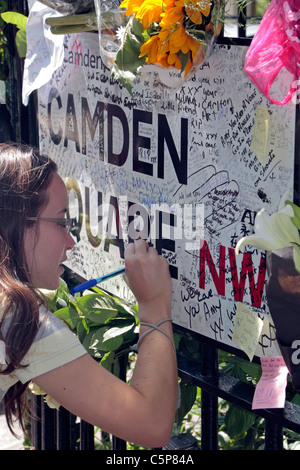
[232, 302, 264, 361]
[252, 357, 289, 410]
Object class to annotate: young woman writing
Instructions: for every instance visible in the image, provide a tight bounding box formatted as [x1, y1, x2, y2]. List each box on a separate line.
[0, 142, 178, 447]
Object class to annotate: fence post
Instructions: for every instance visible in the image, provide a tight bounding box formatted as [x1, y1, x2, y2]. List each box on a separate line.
[265, 419, 283, 450]
[41, 399, 56, 450]
[56, 408, 71, 450]
[112, 353, 128, 450]
[31, 394, 42, 450]
[80, 420, 94, 450]
[201, 342, 219, 450]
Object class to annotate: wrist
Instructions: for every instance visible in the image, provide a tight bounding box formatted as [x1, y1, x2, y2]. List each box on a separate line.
[138, 318, 175, 352]
[138, 300, 171, 325]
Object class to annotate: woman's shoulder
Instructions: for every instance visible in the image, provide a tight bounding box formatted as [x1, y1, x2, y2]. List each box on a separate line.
[36, 304, 73, 339]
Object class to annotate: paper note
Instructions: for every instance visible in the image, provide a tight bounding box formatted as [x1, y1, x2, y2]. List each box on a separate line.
[250, 105, 270, 164]
[232, 302, 264, 361]
[252, 357, 289, 410]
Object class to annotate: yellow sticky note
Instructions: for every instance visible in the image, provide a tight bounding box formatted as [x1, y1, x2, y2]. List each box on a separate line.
[232, 302, 264, 361]
[250, 105, 270, 165]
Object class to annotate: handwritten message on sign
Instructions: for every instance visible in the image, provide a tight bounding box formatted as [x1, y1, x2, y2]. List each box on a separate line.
[252, 357, 289, 409]
[38, 33, 296, 357]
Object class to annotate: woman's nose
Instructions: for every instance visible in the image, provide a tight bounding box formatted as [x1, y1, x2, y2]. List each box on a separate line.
[66, 232, 76, 250]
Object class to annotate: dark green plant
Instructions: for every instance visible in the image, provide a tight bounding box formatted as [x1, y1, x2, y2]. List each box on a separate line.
[0, 5, 27, 81]
[43, 278, 139, 376]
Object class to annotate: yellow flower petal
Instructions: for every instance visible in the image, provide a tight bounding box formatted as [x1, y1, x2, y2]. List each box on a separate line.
[140, 35, 160, 63]
[136, 0, 164, 28]
[185, 5, 203, 24]
[160, 6, 184, 28]
[157, 53, 171, 68]
[167, 52, 181, 69]
[120, 0, 145, 15]
[184, 54, 193, 76]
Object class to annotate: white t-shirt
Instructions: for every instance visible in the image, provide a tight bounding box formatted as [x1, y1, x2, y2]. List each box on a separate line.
[0, 305, 87, 402]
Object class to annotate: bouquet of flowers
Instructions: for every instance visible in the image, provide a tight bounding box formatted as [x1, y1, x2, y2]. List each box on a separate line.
[39, 0, 224, 92]
[111, 0, 224, 93]
[236, 198, 300, 391]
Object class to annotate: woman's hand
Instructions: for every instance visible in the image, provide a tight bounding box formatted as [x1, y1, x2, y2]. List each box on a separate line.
[124, 240, 172, 323]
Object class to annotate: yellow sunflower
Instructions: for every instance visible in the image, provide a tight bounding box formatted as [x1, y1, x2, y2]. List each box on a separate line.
[159, 5, 185, 29]
[185, 0, 212, 25]
[136, 0, 165, 28]
[139, 34, 161, 62]
[119, 0, 145, 15]
[167, 52, 182, 69]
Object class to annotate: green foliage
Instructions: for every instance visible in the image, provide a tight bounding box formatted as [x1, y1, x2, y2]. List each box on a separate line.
[0, 10, 27, 58]
[43, 279, 138, 375]
[177, 381, 197, 425]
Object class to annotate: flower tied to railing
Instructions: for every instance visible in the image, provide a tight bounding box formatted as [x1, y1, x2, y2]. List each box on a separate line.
[111, 0, 224, 93]
[235, 198, 300, 392]
[235, 199, 300, 273]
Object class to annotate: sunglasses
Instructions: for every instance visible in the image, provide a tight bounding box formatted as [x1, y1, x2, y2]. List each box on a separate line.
[26, 217, 76, 234]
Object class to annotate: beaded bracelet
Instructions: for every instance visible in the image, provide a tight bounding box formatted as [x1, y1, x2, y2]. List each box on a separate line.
[137, 318, 176, 352]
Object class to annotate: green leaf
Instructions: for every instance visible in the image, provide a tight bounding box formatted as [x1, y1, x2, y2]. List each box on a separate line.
[219, 353, 262, 383]
[224, 405, 256, 437]
[292, 244, 300, 273]
[75, 293, 119, 323]
[82, 327, 104, 356]
[176, 381, 197, 424]
[101, 324, 134, 351]
[90, 326, 122, 352]
[177, 50, 189, 73]
[92, 287, 138, 319]
[1, 11, 27, 31]
[111, 15, 146, 94]
[15, 29, 26, 57]
[76, 318, 90, 343]
[54, 305, 80, 330]
[101, 351, 120, 376]
[291, 393, 300, 406]
[286, 200, 300, 230]
[218, 430, 231, 450]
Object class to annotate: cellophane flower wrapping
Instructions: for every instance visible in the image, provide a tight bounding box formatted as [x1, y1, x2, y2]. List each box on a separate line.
[94, 0, 224, 94]
[94, 0, 131, 70]
[266, 247, 300, 392]
[38, 0, 95, 14]
[244, 0, 300, 105]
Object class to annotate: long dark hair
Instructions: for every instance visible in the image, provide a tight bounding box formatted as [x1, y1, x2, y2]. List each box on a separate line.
[0, 143, 57, 436]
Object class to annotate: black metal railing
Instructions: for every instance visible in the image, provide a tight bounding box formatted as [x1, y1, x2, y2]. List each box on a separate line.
[28, 334, 300, 450]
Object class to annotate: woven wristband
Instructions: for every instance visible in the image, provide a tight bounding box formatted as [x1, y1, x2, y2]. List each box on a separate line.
[137, 318, 176, 352]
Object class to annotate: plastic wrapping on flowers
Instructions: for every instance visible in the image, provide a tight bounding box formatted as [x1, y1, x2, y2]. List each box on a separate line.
[38, 0, 95, 14]
[94, 0, 224, 94]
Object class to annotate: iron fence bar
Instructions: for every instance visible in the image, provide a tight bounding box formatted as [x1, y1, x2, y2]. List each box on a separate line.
[112, 435, 127, 450]
[111, 353, 129, 450]
[177, 350, 300, 435]
[265, 419, 283, 450]
[41, 399, 56, 450]
[79, 420, 94, 450]
[237, 6, 247, 37]
[31, 394, 42, 450]
[200, 343, 219, 450]
[56, 407, 71, 450]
